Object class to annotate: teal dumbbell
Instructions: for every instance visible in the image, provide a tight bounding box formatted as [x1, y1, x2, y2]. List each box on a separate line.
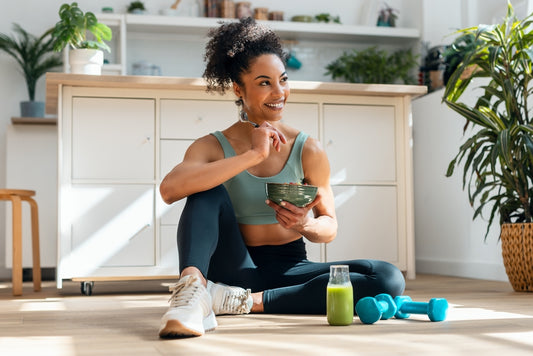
[355, 293, 397, 324]
[394, 296, 448, 322]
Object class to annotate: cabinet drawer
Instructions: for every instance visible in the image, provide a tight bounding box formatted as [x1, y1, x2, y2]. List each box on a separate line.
[282, 102, 320, 139]
[159, 140, 191, 226]
[160, 139, 192, 179]
[327, 185, 399, 265]
[161, 99, 237, 139]
[66, 184, 155, 271]
[71, 97, 155, 181]
[324, 104, 396, 184]
[160, 225, 180, 271]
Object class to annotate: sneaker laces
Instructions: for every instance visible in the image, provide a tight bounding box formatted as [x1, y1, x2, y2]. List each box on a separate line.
[218, 287, 252, 314]
[168, 276, 204, 308]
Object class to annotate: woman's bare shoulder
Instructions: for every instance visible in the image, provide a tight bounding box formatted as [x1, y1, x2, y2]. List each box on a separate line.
[185, 133, 225, 161]
[303, 135, 326, 155]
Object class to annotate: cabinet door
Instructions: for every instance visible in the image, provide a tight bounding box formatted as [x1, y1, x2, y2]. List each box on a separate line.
[64, 184, 155, 275]
[160, 225, 180, 271]
[282, 102, 320, 139]
[71, 97, 155, 180]
[159, 139, 191, 226]
[324, 104, 396, 184]
[161, 99, 237, 139]
[327, 185, 399, 264]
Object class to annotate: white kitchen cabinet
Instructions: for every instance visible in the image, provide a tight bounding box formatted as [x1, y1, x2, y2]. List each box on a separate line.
[281, 102, 320, 140]
[49, 74, 423, 289]
[322, 101, 410, 273]
[66, 184, 155, 272]
[324, 104, 397, 183]
[160, 99, 237, 139]
[57, 88, 176, 288]
[71, 97, 155, 181]
[329, 185, 399, 263]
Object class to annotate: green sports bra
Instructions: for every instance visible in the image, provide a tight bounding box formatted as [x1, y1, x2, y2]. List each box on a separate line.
[211, 130, 308, 225]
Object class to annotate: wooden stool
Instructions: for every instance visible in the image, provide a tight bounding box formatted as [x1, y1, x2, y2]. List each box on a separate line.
[0, 189, 41, 296]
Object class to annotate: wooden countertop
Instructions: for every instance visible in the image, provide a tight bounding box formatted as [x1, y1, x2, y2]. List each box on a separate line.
[45, 73, 427, 115]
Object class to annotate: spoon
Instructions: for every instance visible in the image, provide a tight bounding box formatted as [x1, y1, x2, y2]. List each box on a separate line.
[240, 111, 259, 128]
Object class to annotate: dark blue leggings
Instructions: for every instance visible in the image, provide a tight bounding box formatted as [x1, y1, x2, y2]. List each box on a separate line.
[177, 185, 405, 314]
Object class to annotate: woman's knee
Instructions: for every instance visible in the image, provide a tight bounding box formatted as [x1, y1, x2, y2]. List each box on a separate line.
[188, 185, 228, 203]
[184, 185, 231, 212]
[373, 260, 405, 297]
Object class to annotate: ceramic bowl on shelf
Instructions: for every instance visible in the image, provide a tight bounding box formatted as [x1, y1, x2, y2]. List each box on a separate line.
[160, 8, 178, 16]
[291, 15, 314, 23]
[265, 182, 318, 207]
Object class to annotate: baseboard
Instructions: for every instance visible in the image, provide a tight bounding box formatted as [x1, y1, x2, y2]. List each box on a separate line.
[416, 258, 509, 282]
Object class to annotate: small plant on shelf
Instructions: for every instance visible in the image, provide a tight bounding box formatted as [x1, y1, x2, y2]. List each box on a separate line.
[377, 3, 398, 27]
[325, 46, 418, 84]
[314, 13, 341, 24]
[127, 1, 146, 14]
[0, 24, 62, 116]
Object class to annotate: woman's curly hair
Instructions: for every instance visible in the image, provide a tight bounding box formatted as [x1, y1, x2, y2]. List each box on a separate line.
[203, 17, 287, 94]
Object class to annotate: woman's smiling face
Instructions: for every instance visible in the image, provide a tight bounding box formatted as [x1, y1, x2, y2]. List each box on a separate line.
[234, 54, 290, 124]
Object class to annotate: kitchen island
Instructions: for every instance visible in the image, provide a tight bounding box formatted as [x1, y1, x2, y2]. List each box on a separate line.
[46, 73, 426, 292]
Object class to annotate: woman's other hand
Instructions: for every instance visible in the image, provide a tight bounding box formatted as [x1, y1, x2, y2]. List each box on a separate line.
[265, 193, 322, 231]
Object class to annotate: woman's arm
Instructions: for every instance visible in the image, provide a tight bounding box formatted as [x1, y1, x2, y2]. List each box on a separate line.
[266, 137, 338, 243]
[160, 123, 286, 204]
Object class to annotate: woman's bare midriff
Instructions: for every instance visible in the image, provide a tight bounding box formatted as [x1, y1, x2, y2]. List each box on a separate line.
[239, 223, 302, 246]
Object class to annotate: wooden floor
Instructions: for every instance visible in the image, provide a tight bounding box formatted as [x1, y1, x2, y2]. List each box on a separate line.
[1, 274, 532, 355]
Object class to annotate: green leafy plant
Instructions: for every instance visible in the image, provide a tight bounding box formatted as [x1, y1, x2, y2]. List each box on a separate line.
[377, 3, 398, 27]
[325, 46, 418, 84]
[443, 2, 533, 239]
[52, 2, 112, 52]
[314, 13, 341, 24]
[442, 33, 480, 86]
[0, 24, 62, 101]
[127, 1, 146, 13]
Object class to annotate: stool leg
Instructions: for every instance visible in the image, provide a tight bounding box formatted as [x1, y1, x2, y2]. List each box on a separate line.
[10, 195, 23, 296]
[27, 197, 41, 292]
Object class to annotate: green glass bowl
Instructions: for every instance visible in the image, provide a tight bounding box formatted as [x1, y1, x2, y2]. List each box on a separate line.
[265, 183, 318, 207]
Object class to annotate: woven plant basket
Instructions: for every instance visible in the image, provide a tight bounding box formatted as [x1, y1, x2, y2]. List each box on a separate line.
[500, 223, 533, 292]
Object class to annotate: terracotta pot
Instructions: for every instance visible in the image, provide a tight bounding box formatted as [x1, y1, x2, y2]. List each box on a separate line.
[500, 222, 533, 292]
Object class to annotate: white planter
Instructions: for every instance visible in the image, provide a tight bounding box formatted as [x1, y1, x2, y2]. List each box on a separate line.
[69, 49, 104, 75]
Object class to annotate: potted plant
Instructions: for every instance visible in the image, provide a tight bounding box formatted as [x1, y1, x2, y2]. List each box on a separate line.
[325, 46, 418, 84]
[443, 2, 533, 292]
[377, 3, 398, 27]
[127, 1, 146, 14]
[0, 24, 63, 117]
[52, 2, 112, 75]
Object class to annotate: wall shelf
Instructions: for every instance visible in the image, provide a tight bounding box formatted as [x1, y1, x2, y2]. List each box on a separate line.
[11, 117, 57, 125]
[124, 14, 420, 43]
[96, 14, 420, 76]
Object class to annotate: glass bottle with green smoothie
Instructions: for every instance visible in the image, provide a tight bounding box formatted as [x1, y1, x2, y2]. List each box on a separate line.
[327, 265, 354, 326]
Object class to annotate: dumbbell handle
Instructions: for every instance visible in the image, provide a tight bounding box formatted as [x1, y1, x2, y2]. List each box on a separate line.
[398, 301, 428, 314]
[396, 298, 448, 321]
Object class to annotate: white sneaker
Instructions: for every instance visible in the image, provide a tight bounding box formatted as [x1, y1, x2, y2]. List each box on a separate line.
[159, 275, 217, 338]
[207, 280, 253, 315]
